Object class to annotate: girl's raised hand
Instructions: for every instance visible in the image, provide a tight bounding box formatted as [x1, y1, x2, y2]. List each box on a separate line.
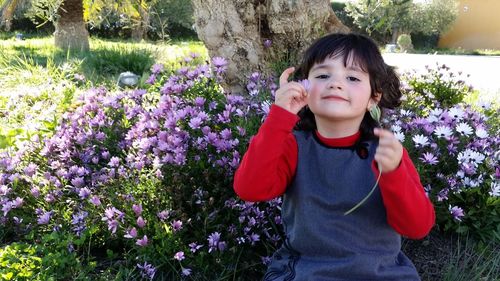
[274, 67, 308, 115]
[373, 128, 403, 173]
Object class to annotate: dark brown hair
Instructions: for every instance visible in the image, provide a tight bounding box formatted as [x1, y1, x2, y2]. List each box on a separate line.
[293, 33, 402, 140]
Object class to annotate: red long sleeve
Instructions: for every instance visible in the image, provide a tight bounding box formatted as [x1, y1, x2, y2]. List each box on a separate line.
[233, 105, 298, 201]
[234, 105, 435, 239]
[374, 151, 435, 239]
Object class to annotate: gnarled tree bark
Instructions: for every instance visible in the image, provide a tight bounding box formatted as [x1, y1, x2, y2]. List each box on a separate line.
[54, 0, 89, 51]
[191, 0, 348, 93]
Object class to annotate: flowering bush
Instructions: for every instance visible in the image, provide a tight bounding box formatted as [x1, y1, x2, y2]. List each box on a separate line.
[1, 56, 498, 279]
[1, 56, 283, 279]
[385, 65, 500, 242]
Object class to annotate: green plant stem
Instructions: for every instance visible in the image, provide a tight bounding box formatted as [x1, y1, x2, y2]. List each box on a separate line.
[344, 164, 382, 215]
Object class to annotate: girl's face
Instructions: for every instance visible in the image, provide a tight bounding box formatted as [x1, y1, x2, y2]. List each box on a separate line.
[306, 55, 377, 128]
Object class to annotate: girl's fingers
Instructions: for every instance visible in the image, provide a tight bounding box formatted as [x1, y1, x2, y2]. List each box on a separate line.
[276, 83, 307, 100]
[279, 67, 296, 87]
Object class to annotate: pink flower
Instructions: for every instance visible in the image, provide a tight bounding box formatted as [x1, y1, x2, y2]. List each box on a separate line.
[124, 227, 138, 239]
[137, 216, 146, 228]
[174, 251, 185, 261]
[136, 235, 148, 247]
[132, 204, 142, 216]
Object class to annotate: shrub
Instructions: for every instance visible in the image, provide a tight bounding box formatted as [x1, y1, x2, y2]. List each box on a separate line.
[397, 34, 413, 52]
[0, 56, 282, 279]
[384, 65, 500, 242]
[345, 0, 458, 44]
[403, 63, 472, 109]
[1, 55, 498, 280]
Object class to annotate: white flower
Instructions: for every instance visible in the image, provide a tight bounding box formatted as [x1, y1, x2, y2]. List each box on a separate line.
[426, 115, 439, 123]
[489, 181, 500, 197]
[434, 125, 452, 139]
[448, 107, 465, 121]
[457, 149, 485, 167]
[412, 134, 429, 147]
[391, 125, 402, 133]
[455, 122, 473, 136]
[394, 131, 405, 142]
[476, 99, 491, 110]
[400, 109, 412, 117]
[430, 108, 443, 116]
[475, 127, 489, 138]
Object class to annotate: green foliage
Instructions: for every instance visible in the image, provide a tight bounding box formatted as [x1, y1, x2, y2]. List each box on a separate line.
[0, 243, 42, 280]
[396, 34, 413, 52]
[82, 44, 155, 81]
[409, 0, 458, 36]
[345, 0, 412, 37]
[403, 64, 472, 109]
[25, 0, 64, 27]
[346, 0, 458, 43]
[442, 237, 500, 281]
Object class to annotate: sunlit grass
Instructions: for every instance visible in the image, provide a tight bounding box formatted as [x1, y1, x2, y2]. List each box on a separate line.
[0, 34, 207, 147]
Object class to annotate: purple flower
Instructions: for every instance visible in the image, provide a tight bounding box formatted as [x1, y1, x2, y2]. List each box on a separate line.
[299, 79, 311, 92]
[157, 210, 170, 221]
[24, 163, 38, 177]
[174, 251, 185, 261]
[71, 177, 85, 188]
[419, 152, 439, 165]
[188, 117, 203, 129]
[108, 157, 120, 167]
[78, 187, 91, 199]
[136, 235, 148, 247]
[137, 216, 146, 228]
[263, 39, 272, 48]
[137, 262, 156, 280]
[89, 196, 101, 206]
[132, 204, 142, 216]
[181, 268, 192, 276]
[189, 242, 203, 253]
[31, 187, 40, 198]
[171, 220, 183, 232]
[2, 202, 12, 216]
[37, 211, 52, 225]
[11, 197, 23, 208]
[207, 232, 226, 253]
[449, 205, 465, 221]
[261, 256, 272, 265]
[124, 227, 138, 239]
[0, 185, 11, 196]
[151, 63, 164, 74]
[211, 57, 227, 68]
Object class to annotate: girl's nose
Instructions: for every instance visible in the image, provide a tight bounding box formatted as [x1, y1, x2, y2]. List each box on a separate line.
[328, 77, 343, 89]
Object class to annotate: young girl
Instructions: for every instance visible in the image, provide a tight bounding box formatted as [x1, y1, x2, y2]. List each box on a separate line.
[233, 33, 435, 280]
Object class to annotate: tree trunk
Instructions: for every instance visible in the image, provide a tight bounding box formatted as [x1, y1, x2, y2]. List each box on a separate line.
[191, 0, 349, 93]
[131, 0, 150, 41]
[0, 0, 20, 31]
[54, 0, 89, 51]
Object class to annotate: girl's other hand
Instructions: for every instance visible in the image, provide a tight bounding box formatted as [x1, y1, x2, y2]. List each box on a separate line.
[274, 67, 308, 115]
[373, 128, 403, 173]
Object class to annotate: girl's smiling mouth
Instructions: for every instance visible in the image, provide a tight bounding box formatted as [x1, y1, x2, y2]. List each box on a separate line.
[321, 95, 349, 101]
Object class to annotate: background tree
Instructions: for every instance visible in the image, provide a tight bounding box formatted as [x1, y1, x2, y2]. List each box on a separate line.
[54, 0, 89, 50]
[191, 0, 349, 93]
[345, 0, 458, 45]
[345, 0, 412, 44]
[0, 0, 21, 31]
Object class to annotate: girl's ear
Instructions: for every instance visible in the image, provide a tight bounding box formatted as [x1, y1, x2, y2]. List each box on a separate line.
[367, 92, 382, 110]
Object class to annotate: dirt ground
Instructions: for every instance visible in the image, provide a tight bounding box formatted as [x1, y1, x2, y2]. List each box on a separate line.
[402, 229, 456, 281]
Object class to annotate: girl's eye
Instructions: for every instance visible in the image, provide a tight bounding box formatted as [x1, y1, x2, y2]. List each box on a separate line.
[347, 76, 360, 82]
[315, 74, 329, 79]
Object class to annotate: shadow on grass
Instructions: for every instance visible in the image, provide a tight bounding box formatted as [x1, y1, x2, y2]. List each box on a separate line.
[3, 43, 155, 87]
